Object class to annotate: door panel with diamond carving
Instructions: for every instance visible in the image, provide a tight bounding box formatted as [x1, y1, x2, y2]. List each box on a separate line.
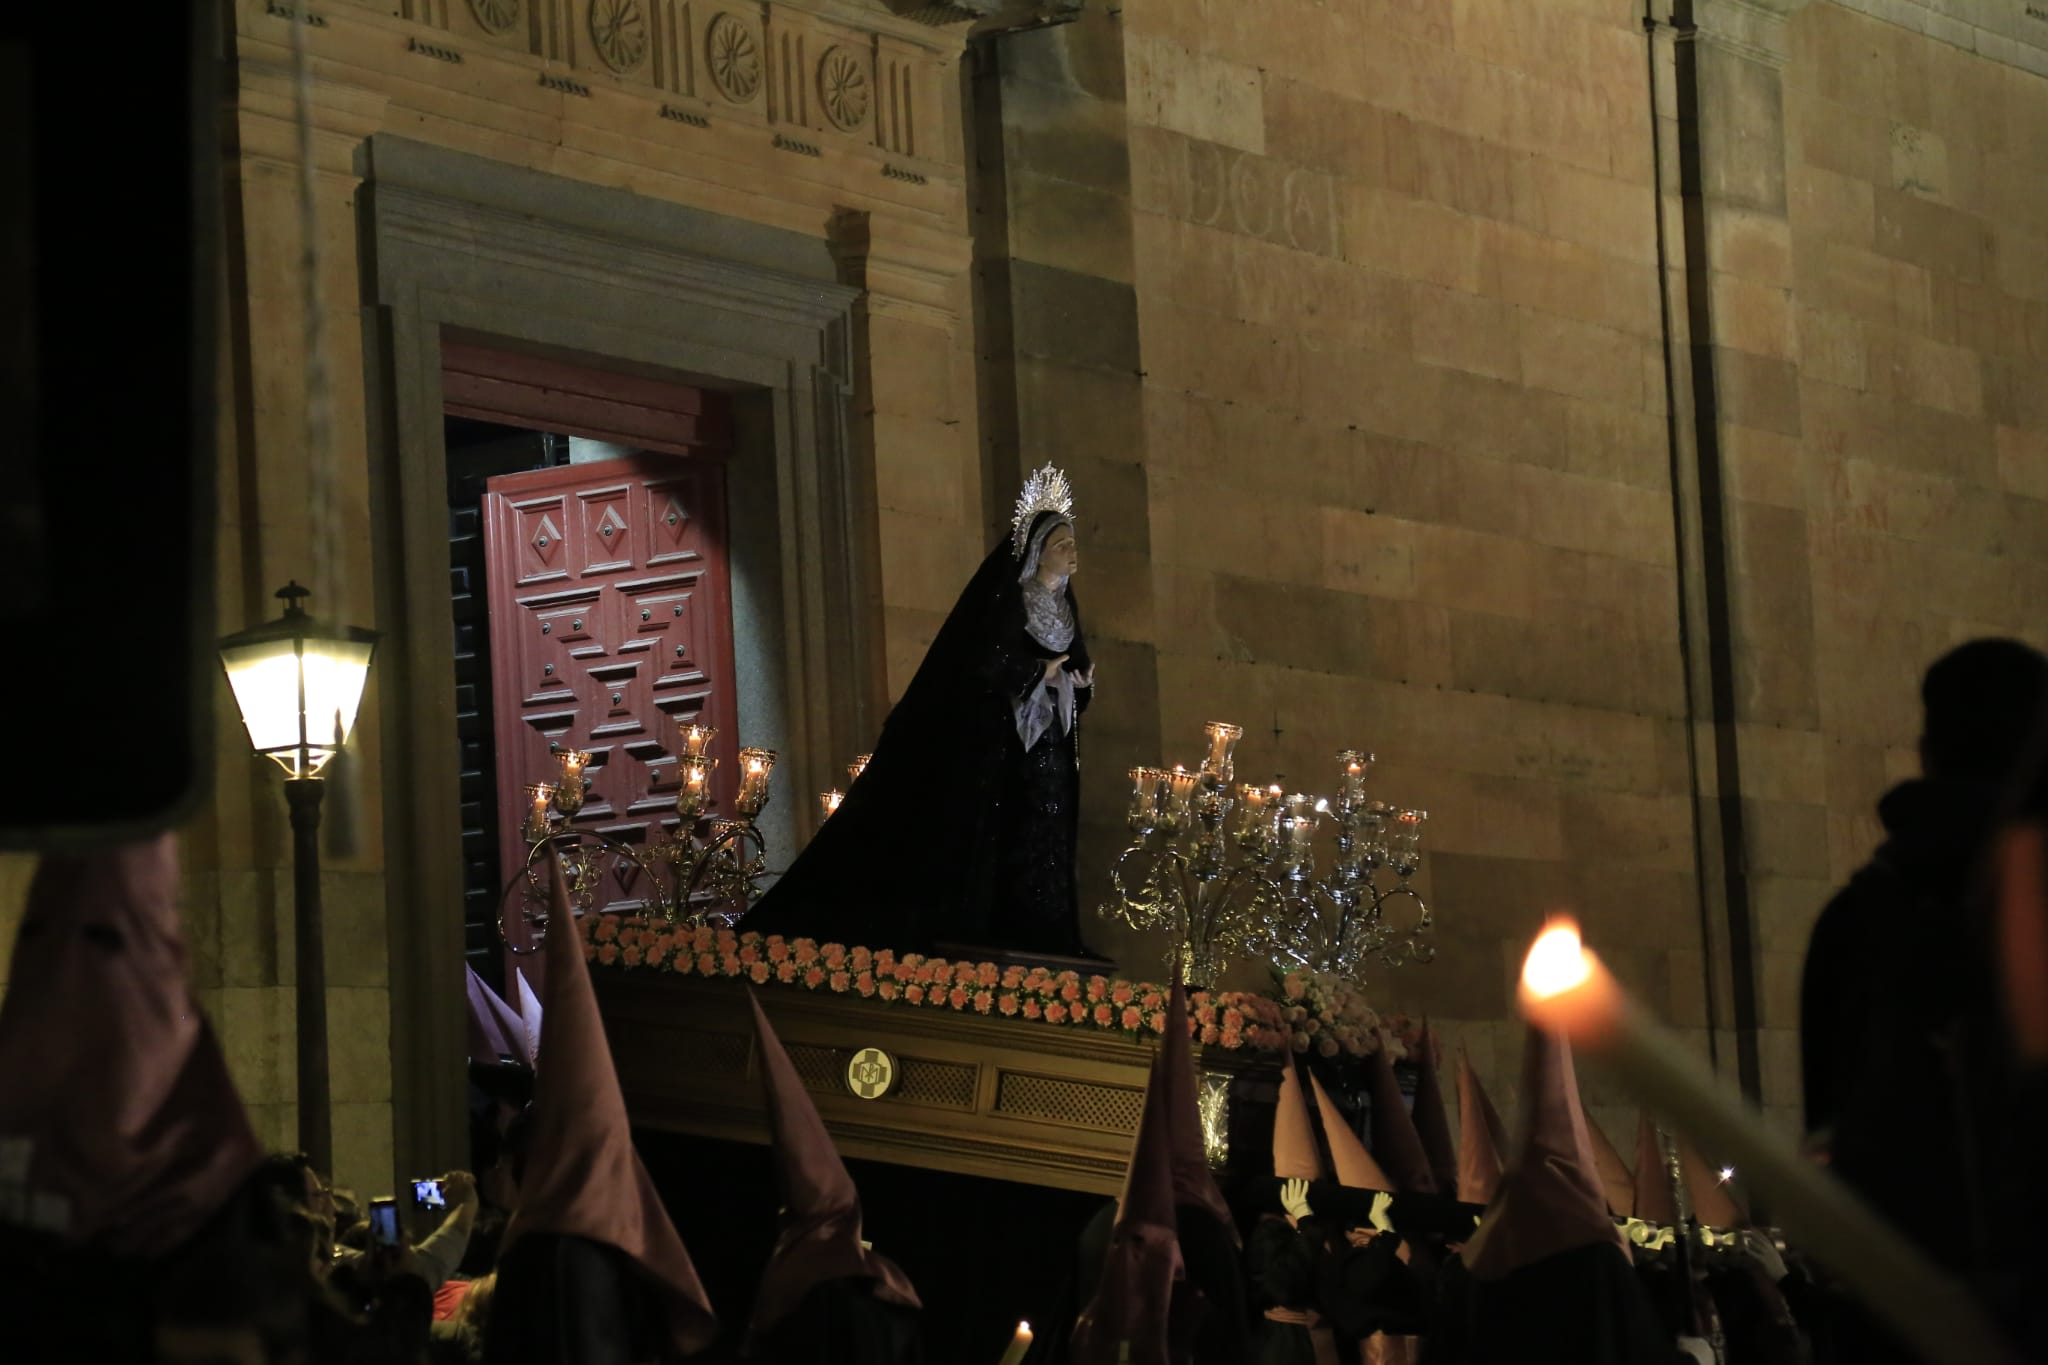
[483, 455, 738, 915]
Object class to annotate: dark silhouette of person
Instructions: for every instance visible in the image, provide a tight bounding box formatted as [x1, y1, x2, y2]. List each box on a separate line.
[1802, 638, 2048, 1146]
[1799, 637, 2048, 1362]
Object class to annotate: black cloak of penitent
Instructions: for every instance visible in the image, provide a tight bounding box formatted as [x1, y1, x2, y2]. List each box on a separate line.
[742, 509, 1093, 957]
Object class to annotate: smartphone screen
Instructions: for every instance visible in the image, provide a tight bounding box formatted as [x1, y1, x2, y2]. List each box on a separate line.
[369, 1198, 400, 1247]
[412, 1179, 446, 1210]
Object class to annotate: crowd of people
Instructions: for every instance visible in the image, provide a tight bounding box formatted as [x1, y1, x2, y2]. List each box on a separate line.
[0, 637, 2043, 1363]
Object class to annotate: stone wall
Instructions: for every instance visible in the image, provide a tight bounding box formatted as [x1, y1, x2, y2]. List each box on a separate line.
[1089, 0, 2047, 1141]
[5, 0, 2042, 1193]
[187, 0, 984, 1195]
[1739, 0, 2048, 1127]
[1109, 0, 1692, 1141]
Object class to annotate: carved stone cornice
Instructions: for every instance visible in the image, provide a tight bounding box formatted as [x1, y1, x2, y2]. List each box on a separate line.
[878, 0, 1004, 25]
[1661, 0, 1810, 68]
[828, 207, 974, 329]
[233, 63, 392, 176]
[376, 182, 859, 335]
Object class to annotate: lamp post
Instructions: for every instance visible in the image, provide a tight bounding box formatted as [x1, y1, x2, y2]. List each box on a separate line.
[218, 581, 377, 1174]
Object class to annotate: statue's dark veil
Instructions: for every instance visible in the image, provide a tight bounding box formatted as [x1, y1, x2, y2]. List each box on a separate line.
[744, 510, 1089, 953]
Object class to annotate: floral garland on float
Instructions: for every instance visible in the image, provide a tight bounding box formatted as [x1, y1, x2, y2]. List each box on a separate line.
[579, 913, 1412, 1062]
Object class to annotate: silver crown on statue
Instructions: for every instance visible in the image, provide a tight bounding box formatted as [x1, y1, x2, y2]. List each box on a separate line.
[1010, 463, 1077, 558]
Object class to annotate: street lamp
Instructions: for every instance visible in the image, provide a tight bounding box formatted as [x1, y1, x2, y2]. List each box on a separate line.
[218, 580, 378, 1173]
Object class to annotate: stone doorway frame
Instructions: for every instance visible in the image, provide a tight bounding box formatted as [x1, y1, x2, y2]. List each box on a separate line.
[356, 135, 876, 1178]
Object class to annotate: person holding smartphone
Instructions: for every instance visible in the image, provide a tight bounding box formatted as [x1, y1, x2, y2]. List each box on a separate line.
[334, 1169, 479, 1292]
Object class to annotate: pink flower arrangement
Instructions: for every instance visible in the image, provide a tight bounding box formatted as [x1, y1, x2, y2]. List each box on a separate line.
[1275, 970, 1382, 1058]
[578, 916, 1337, 1052]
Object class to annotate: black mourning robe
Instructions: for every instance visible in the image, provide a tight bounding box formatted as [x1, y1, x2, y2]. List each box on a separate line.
[1043, 1200, 1250, 1365]
[1438, 1242, 1668, 1365]
[750, 1276, 923, 1365]
[1244, 1216, 1331, 1365]
[745, 511, 1091, 956]
[482, 1233, 675, 1365]
[1319, 1233, 1429, 1349]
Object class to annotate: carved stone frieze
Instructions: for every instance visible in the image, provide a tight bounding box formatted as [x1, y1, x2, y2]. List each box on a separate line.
[706, 11, 763, 102]
[816, 45, 870, 131]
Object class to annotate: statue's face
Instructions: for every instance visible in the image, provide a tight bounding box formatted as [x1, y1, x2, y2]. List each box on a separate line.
[1040, 522, 1078, 578]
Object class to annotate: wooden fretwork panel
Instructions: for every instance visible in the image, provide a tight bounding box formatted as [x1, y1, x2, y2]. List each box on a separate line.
[483, 455, 738, 908]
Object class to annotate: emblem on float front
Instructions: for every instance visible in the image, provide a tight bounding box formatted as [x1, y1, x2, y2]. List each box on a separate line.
[846, 1047, 897, 1100]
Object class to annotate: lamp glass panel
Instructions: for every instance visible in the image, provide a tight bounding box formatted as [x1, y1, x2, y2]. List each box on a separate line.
[220, 641, 307, 758]
[302, 638, 375, 745]
[220, 635, 374, 777]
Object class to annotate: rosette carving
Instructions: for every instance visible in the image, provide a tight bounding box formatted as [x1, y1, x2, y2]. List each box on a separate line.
[705, 12, 762, 103]
[817, 46, 870, 132]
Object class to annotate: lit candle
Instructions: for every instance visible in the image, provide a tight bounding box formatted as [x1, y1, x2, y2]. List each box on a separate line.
[996, 1321, 1032, 1365]
[524, 783, 556, 841]
[557, 748, 591, 787]
[1336, 748, 1371, 801]
[1201, 721, 1243, 783]
[1518, 921, 2020, 1365]
[1128, 767, 1158, 823]
[677, 720, 716, 759]
[676, 757, 713, 819]
[849, 753, 872, 784]
[1167, 764, 1201, 816]
[736, 747, 777, 817]
[1233, 783, 1268, 843]
[818, 789, 844, 820]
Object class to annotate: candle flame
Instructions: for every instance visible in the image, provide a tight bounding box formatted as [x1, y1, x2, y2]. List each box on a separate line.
[1522, 921, 1593, 998]
[1718, 1166, 1736, 1184]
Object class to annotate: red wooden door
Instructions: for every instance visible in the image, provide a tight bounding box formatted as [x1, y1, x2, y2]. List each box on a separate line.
[483, 454, 739, 920]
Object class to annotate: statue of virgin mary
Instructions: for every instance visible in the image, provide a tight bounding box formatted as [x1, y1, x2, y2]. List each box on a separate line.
[743, 466, 1094, 957]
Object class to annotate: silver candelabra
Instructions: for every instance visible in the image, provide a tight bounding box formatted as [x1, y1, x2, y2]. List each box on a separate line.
[1100, 723, 1435, 987]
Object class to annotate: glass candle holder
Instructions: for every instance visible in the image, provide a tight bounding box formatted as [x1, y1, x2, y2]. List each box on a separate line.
[1336, 749, 1372, 803]
[1200, 722, 1243, 785]
[818, 789, 844, 821]
[677, 720, 717, 760]
[735, 747, 777, 818]
[523, 783, 557, 842]
[848, 754, 872, 784]
[553, 749, 592, 818]
[1166, 765, 1202, 820]
[676, 756, 715, 820]
[1354, 800, 1389, 868]
[1234, 783, 1270, 839]
[1389, 808, 1427, 877]
[1128, 766, 1162, 826]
